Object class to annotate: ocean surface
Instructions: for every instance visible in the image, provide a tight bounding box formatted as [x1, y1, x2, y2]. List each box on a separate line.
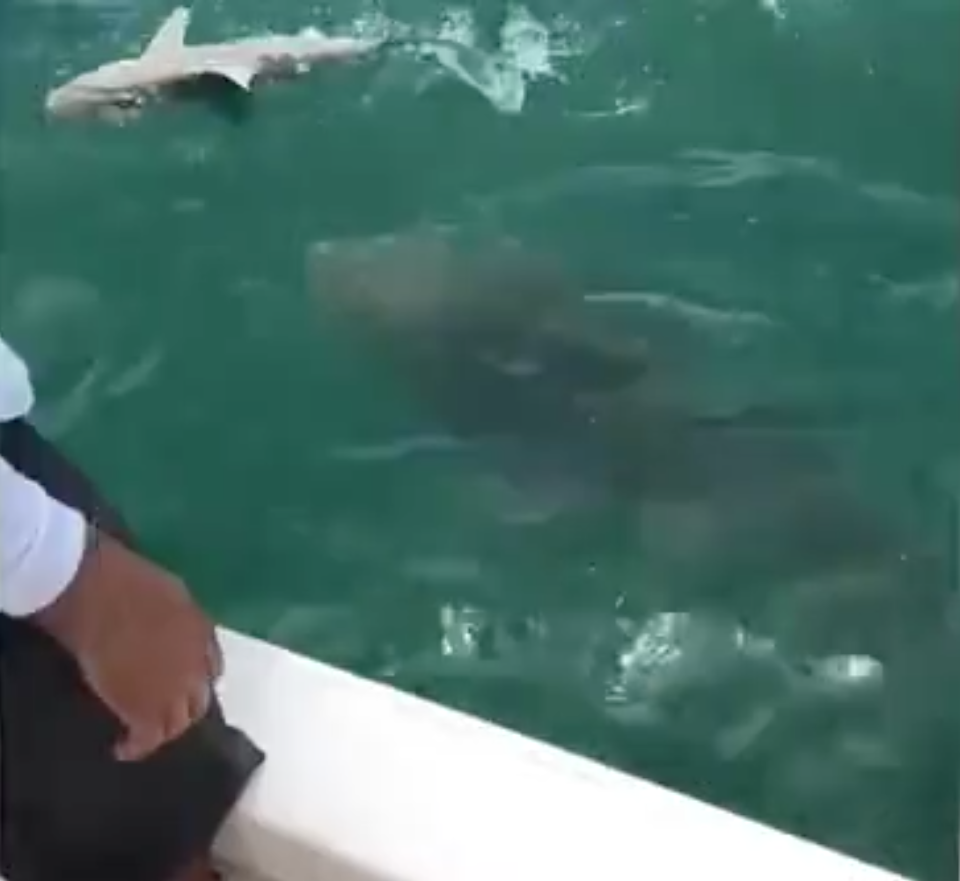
[1, 0, 958, 878]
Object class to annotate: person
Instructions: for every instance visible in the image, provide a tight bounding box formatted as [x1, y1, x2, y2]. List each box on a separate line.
[0, 333, 265, 881]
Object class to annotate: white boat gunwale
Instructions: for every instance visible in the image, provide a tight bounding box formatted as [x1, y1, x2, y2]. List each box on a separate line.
[212, 627, 912, 881]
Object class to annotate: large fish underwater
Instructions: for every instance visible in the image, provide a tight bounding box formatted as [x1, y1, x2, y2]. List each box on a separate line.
[304, 229, 954, 662]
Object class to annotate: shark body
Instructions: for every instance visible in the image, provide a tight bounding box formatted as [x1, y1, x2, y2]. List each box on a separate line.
[305, 231, 954, 646]
[44, 6, 382, 123]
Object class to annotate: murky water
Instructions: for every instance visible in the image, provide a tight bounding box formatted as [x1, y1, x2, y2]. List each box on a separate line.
[1, 0, 957, 877]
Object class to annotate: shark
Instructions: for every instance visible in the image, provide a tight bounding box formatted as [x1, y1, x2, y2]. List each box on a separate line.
[305, 230, 956, 652]
[44, 6, 383, 123]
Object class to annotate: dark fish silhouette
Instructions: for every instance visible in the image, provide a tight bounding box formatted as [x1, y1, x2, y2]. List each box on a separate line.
[305, 229, 953, 660]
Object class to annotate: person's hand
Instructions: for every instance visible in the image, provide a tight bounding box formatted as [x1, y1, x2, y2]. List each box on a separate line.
[30, 528, 223, 761]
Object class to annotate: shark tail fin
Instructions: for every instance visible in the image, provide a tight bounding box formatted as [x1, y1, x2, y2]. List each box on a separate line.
[142, 6, 191, 57]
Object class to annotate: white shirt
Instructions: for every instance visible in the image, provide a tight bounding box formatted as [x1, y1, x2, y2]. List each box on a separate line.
[1, 336, 87, 617]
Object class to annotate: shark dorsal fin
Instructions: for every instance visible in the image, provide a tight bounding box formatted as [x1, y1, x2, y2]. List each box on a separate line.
[143, 6, 191, 57]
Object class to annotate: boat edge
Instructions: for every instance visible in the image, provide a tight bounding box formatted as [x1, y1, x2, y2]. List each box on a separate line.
[211, 626, 913, 881]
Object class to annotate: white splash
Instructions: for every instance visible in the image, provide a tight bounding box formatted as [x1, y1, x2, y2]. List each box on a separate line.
[347, 3, 579, 115]
[416, 4, 567, 115]
[439, 603, 488, 657]
[499, 4, 555, 83]
[759, 0, 788, 21]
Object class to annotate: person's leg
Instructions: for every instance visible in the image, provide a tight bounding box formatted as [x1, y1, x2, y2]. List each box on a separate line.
[0, 418, 137, 544]
[0, 419, 265, 881]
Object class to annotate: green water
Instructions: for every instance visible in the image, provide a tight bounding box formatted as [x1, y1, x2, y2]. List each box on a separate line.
[1, 0, 958, 878]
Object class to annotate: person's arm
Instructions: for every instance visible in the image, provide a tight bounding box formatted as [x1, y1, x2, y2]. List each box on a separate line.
[2, 335, 221, 760]
[0, 453, 88, 617]
[2, 450, 222, 759]
[0, 335, 36, 422]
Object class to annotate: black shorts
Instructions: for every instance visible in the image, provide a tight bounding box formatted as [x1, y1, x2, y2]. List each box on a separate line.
[0, 419, 266, 881]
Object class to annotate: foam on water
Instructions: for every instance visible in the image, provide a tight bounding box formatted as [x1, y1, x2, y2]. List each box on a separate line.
[343, 3, 581, 114]
[759, 0, 788, 21]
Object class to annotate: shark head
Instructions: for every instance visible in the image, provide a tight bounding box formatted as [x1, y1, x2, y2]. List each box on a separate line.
[45, 6, 192, 122]
[45, 59, 151, 121]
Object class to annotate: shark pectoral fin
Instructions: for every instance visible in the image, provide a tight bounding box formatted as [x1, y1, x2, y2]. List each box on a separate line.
[174, 69, 255, 123]
[535, 320, 650, 394]
[143, 6, 191, 57]
[199, 63, 256, 91]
